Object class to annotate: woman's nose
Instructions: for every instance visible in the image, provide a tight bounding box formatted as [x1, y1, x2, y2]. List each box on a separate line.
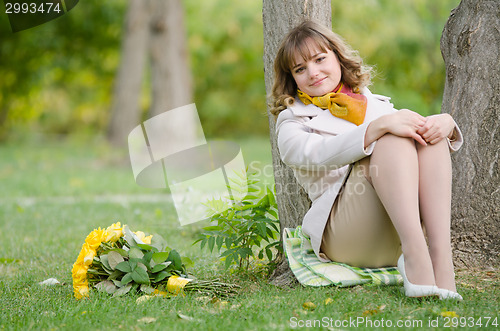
[308, 65, 319, 78]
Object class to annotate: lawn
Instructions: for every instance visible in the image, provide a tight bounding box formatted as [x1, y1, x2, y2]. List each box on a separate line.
[0, 135, 498, 330]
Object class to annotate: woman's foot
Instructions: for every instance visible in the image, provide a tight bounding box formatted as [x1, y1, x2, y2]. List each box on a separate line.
[438, 288, 463, 301]
[397, 255, 439, 298]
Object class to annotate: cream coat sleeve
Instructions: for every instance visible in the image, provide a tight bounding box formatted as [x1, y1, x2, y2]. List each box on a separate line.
[276, 110, 375, 170]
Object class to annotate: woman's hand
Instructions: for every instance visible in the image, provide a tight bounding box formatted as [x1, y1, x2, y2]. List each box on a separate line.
[417, 114, 455, 144]
[385, 109, 427, 146]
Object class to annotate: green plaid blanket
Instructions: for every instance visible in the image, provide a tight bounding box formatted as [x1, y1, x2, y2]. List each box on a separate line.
[284, 227, 402, 287]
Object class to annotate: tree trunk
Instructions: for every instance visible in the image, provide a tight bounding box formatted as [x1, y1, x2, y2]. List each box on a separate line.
[148, 0, 197, 147]
[107, 0, 149, 147]
[440, 0, 500, 268]
[263, 0, 331, 286]
[108, 0, 196, 148]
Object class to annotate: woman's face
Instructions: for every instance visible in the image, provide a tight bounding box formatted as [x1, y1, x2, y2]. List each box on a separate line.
[291, 40, 342, 97]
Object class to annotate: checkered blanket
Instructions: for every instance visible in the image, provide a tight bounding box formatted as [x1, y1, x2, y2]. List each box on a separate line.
[283, 227, 402, 287]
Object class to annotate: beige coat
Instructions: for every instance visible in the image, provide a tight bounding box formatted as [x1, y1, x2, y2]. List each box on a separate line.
[275, 88, 463, 262]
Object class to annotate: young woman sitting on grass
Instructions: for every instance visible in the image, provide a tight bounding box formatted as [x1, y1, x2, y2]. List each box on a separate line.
[271, 20, 463, 300]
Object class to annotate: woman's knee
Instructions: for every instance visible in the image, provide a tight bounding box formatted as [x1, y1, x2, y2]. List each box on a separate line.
[372, 134, 417, 159]
[377, 133, 416, 148]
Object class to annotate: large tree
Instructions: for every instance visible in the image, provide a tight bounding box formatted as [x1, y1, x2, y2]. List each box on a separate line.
[440, 0, 500, 268]
[262, 0, 331, 286]
[107, 0, 196, 147]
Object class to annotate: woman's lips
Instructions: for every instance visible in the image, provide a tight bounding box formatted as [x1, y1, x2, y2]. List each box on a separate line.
[311, 77, 326, 86]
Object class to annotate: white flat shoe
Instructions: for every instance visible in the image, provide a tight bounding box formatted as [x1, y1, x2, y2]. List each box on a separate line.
[397, 255, 439, 298]
[438, 288, 463, 301]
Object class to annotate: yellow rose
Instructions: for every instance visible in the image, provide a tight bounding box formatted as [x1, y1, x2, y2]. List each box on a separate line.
[134, 231, 153, 245]
[71, 263, 88, 282]
[84, 228, 107, 250]
[105, 222, 124, 243]
[74, 284, 89, 299]
[80, 243, 96, 266]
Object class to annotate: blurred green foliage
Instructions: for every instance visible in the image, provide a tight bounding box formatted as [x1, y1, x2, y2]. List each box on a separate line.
[0, 0, 459, 141]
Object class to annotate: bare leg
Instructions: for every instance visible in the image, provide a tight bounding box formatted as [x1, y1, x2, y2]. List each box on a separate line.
[368, 134, 435, 286]
[416, 140, 456, 292]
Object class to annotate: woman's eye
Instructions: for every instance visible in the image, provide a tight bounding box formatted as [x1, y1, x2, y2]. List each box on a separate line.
[316, 57, 326, 63]
[294, 67, 305, 74]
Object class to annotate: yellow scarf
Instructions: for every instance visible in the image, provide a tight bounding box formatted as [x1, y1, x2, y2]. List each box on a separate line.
[297, 83, 367, 126]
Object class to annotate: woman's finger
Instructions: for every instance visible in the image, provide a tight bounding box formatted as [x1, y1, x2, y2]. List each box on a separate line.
[413, 132, 427, 146]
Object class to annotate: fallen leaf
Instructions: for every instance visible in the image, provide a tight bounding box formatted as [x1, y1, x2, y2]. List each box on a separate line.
[177, 313, 196, 321]
[324, 298, 333, 305]
[440, 311, 459, 318]
[136, 295, 154, 304]
[302, 302, 316, 311]
[38, 278, 61, 286]
[137, 317, 157, 324]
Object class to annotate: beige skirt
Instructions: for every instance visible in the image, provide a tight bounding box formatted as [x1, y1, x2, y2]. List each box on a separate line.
[320, 161, 402, 268]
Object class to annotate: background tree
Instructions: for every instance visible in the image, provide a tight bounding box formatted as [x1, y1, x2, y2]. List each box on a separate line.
[107, 0, 149, 147]
[440, 0, 499, 268]
[262, 0, 331, 286]
[107, 0, 196, 147]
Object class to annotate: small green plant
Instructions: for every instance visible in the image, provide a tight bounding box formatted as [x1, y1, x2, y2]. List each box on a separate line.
[194, 170, 281, 271]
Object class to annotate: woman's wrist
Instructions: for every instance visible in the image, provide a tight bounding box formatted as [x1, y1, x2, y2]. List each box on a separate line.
[364, 116, 389, 148]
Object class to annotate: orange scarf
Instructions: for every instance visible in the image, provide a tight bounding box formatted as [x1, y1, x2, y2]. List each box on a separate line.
[297, 83, 367, 126]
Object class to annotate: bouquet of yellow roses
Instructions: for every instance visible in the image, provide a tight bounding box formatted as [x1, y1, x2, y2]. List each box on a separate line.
[72, 223, 239, 299]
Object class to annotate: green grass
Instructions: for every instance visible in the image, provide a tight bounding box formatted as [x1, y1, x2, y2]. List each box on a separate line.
[0, 135, 498, 330]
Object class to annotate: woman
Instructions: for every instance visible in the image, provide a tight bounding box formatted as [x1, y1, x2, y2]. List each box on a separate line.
[272, 20, 463, 300]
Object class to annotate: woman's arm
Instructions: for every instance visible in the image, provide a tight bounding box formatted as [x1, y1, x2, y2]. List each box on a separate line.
[364, 109, 427, 148]
[276, 111, 374, 169]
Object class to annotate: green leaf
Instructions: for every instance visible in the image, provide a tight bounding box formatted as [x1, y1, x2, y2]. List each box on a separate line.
[154, 271, 171, 282]
[151, 233, 168, 251]
[110, 248, 128, 257]
[143, 251, 154, 264]
[140, 284, 155, 294]
[116, 261, 132, 273]
[131, 267, 149, 284]
[129, 247, 144, 259]
[136, 244, 153, 251]
[216, 236, 224, 251]
[152, 252, 169, 264]
[100, 254, 112, 270]
[113, 284, 132, 297]
[202, 225, 222, 231]
[123, 226, 138, 246]
[107, 251, 124, 270]
[200, 238, 207, 250]
[182, 257, 194, 269]
[129, 259, 138, 271]
[267, 209, 278, 219]
[208, 236, 215, 252]
[151, 262, 171, 273]
[266, 248, 273, 261]
[137, 262, 148, 273]
[121, 272, 133, 286]
[167, 250, 182, 270]
[111, 279, 122, 287]
[257, 223, 267, 238]
[224, 254, 234, 269]
[107, 269, 123, 280]
[95, 280, 117, 294]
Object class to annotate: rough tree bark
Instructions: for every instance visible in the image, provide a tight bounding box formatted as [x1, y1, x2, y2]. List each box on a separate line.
[263, 0, 331, 286]
[440, 0, 500, 268]
[108, 0, 195, 147]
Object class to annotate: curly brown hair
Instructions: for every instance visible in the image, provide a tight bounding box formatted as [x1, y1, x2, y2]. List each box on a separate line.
[270, 20, 373, 116]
